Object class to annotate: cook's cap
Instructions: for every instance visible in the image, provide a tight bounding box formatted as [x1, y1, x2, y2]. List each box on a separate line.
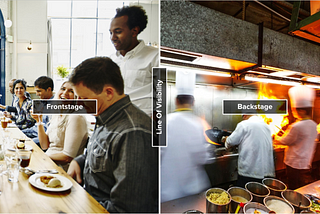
[176, 70, 195, 96]
[288, 85, 315, 108]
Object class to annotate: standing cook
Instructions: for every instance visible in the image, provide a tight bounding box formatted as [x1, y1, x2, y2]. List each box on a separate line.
[274, 85, 317, 189]
[161, 70, 212, 202]
[224, 114, 275, 187]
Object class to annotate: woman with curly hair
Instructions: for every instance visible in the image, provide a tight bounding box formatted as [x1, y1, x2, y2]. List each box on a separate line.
[4, 79, 36, 129]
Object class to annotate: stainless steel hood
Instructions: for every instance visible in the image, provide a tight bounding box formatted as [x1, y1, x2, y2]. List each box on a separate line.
[161, 46, 320, 89]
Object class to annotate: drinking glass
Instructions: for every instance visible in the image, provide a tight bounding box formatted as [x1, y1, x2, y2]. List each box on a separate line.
[5, 152, 20, 182]
[1, 118, 9, 133]
[0, 143, 4, 161]
[18, 150, 32, 169]
[0, 162, 4, 194]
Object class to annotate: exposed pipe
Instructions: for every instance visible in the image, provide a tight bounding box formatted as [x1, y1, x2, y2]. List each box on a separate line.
[253, 0, 291, 22]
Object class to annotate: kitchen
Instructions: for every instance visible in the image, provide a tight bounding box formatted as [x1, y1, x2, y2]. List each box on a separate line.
[161, 1, 320, 213]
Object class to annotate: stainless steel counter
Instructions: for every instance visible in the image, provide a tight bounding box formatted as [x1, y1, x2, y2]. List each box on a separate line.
[161, 180, 320, 213]
[296, 180, 320, 196]
[204, 141, 320, 187]
[205, 154, 239, 186]
[161, 192, 206, 213]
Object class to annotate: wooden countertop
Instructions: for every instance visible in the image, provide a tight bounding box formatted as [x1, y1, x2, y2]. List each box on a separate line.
[0, 127, 108, 213]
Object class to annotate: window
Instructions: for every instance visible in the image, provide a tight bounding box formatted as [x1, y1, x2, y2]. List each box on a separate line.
[48, 0, 128, 71]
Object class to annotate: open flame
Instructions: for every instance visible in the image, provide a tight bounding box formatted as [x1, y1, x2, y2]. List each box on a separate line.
[258, 84, 289, 135]
[200, 117, 221, 145]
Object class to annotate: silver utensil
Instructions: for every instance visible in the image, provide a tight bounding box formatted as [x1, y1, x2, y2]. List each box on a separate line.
[36, 169, 59, 174]
[23, 168, 59, 175]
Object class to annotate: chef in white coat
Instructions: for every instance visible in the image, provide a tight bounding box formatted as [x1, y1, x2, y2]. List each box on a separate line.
[161, 70, 212, 203]
[274, 85, 317, 189]
[224, 114, 275, 188]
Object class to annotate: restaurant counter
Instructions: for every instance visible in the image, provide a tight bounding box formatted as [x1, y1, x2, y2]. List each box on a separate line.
[0, 127, 108, 213]
[161, 180, 320, 213]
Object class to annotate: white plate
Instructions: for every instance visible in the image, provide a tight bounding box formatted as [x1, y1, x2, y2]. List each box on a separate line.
[7, 144, 33, 151]
[29, 173, 73, 192]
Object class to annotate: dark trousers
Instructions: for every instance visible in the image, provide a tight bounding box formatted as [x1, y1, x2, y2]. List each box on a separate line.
[237, 174, 262, 188]
[286, 165, 311, 190]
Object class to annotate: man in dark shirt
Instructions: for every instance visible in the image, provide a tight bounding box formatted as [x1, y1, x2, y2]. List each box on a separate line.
[67, 57, 158, 213]
[22, 76, 54, 147]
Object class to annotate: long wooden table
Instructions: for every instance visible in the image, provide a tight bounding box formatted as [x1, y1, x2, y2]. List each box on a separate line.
[0, 127, 108, 213]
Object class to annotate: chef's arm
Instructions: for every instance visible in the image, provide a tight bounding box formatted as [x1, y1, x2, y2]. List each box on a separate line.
[273, 125, 297, 146]
[225, 123, 244, 149]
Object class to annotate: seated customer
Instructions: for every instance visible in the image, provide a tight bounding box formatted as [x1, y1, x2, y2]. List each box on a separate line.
[67, 57, 158, 213]
[0, 78, 31, 113]
[4, 79, 36, 129]
[22, 76, 54, 147]
[32, 81, 88, 171]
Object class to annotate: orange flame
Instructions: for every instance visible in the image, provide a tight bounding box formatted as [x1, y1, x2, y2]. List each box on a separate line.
[200, 117, 220, 145]
[258, 84, 289, 135]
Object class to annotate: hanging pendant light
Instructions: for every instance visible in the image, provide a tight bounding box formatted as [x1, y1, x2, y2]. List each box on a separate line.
[27, 41, 33, 51]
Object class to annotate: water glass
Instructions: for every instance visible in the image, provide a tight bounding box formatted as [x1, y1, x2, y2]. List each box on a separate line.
[5, 152, 20, 182]
[0, 162, 4, 195]
[0, 143, 4, 161]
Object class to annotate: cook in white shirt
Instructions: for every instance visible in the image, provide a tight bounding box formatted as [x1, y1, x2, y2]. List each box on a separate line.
[225, 115, 275, 187]
[274, 85, 317, 189]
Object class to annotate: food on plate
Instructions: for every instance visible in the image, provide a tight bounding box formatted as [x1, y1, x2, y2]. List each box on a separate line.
[207, 191, 229, 205]
[40, 175, 62, 188]
[266, 199, 292, 213]
[310, 201, 320, 213]
[47, 178, 62, 188]
[254, 209, 261, 214]
[305, 194, 320, 213]
[40, 175, 55, 184]
[232, 195, 248, 203]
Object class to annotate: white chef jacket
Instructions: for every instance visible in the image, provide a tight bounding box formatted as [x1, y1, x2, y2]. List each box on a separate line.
[275, 119, 318, 169]
[225, 116, 275, 179]
[110, 40, 159, 116]
[161, 110, 211, 203]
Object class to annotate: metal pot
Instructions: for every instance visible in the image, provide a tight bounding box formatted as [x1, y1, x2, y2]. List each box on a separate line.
[262, 178, 287, 197]
[245, 182, 270, 204]
[281, 190, 311, 213]
[206, 188, 231, 214]
[182, 210, 203, 214]
[205, 127, 231, 146]
[264, 195, 294, 214]
[227, 186, 253, 213]
[243, 202, 270, 214]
